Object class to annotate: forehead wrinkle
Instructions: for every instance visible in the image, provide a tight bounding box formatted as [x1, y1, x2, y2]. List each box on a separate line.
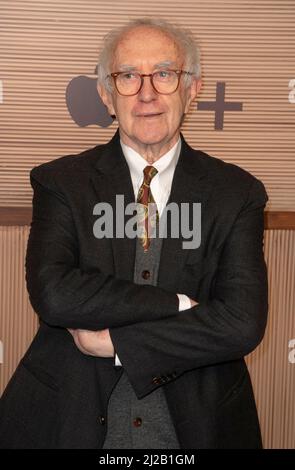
[114, 28, 183, 68]
[117, 65, 138, 71]
[154, 60, 178, 68]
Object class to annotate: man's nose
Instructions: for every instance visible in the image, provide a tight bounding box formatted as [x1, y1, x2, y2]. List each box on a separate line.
[138, 75, 158, 101]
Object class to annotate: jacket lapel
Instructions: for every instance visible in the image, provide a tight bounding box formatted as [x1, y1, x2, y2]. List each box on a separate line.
[158, 134, 213, 292]
[90, 130, 136, 281]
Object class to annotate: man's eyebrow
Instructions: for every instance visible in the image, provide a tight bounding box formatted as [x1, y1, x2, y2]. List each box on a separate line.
[116, 61, 178, 71]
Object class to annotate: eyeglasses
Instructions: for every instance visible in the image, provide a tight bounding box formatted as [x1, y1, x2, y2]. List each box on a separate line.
[107, 69, 192, 96]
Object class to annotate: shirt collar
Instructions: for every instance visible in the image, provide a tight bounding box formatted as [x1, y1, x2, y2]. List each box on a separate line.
[120, 137, 181, 183]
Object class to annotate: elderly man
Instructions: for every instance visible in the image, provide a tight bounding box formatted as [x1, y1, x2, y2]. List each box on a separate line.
[0, 18, 268, 449]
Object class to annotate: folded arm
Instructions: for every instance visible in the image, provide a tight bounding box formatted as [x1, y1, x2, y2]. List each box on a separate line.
[109, 178, 269, 397]
[68, 294, 196, 359]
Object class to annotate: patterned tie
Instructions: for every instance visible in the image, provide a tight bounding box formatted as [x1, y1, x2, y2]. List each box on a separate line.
[136, 165, 159, 252]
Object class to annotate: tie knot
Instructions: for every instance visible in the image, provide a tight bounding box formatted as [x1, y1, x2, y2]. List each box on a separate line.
[143, 166, 158, 186]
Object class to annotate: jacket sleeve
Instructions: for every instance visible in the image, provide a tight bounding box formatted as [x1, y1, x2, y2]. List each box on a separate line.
[25, 167, 179, 330]
[109, 178, 269, 398]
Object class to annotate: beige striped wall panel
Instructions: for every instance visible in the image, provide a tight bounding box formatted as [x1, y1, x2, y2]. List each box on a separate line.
[246, 230, 295, 449]
[1, 0, 295, 209]
[0, 226, 39, 393]
[0, 226, 294, 448]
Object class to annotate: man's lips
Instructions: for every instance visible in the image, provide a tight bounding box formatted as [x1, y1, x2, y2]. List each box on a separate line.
[136, 112, 164, 118]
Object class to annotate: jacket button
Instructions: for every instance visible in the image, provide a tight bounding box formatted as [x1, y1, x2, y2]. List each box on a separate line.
[133, 417, 142, 427]
[159, 375, 168, 383]
[152, 376, 161, 384]
[99, 415, 105, 425]
[141, 270, 150, 280]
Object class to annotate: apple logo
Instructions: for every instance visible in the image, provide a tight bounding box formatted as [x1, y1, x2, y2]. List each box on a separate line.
[66, 74, 114, 127]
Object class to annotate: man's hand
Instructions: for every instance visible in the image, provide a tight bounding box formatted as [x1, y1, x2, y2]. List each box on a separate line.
[68, 328, 115, 358]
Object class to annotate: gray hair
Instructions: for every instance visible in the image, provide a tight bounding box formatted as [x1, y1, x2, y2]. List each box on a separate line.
[96, 17, 201, 92]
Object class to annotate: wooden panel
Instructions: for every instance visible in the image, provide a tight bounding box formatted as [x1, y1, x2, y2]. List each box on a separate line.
[246, 230, 295, 449]
[0, 226, 39, 393]
[0, 0, 295, 209]
[0, 207, 32, 226]
[265, 211, 295, 230]
[1, 208, 295, 229]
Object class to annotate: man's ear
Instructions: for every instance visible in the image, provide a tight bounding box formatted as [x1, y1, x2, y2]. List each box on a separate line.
[184, 78, 202, 114]
[97, 84, 116, 116]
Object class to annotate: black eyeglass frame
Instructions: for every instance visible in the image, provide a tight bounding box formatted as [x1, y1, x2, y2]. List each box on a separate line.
[107, 69, 193, 96]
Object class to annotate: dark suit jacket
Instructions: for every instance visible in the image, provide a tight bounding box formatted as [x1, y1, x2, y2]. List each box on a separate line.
[0, 130, 268, 449]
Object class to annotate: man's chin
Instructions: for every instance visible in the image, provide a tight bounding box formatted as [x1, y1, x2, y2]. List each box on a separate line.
[133, 131, 167, 147]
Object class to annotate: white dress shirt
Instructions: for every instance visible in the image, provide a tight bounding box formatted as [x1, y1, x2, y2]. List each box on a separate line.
[114, 138, 191, 366]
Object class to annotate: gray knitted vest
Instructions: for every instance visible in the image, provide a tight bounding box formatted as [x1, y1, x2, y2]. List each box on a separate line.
[102, 234, 180, 449]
